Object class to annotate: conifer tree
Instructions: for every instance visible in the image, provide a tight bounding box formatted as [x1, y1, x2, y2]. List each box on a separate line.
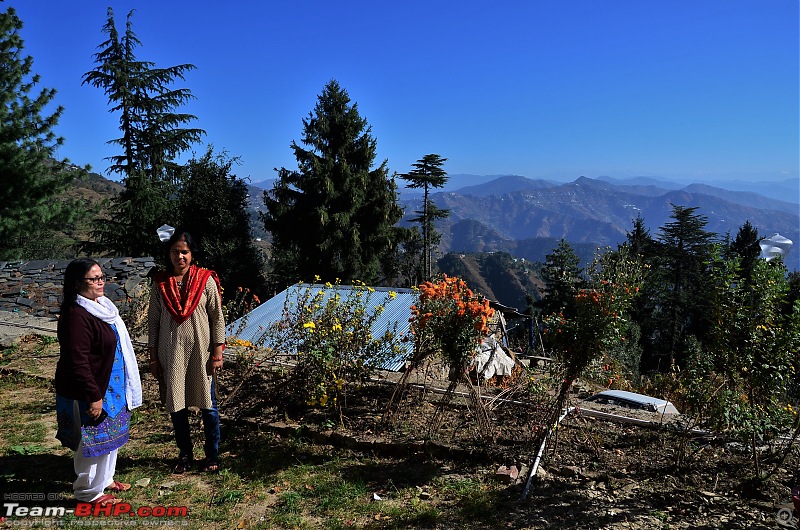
[0, 7, 82, 259]
[176, 147, 266, 299]
[624, 213, 655, 257]
[727, 220, 761, 285]
[537, 239, 584, 318]
[399, 154, 449, 280]
[262, 80, 402, 285]
[82, 8, 203, 258]
[643, 205, 717, 371]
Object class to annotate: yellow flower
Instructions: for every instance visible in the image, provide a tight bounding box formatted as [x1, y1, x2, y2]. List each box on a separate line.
[314, 275, 321, 282]
[332, 323, 343, 332]
[388, 291, 397, 299]
[325, 282, 333, 288]
[303, 322, 316, 330]
[367, 286, 375, 293]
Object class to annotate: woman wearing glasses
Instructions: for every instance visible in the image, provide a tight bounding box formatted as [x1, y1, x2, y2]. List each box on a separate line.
[148, 230, 226, 474]
[54, 258, 142, 506]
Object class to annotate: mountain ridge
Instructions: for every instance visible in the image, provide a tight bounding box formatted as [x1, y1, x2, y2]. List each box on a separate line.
[397, 176, 799, 271]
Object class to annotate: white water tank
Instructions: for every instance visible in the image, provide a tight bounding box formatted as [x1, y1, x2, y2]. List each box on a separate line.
[759, 233, 793, 261]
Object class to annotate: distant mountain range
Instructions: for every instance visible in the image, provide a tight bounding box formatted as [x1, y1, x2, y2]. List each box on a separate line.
[443, 174, 800, 205]
[391, 174, 799, 271]
[224, 174, 800, 271]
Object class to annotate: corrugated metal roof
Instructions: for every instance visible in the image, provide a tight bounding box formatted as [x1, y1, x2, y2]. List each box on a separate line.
[226, 283, 418, 372]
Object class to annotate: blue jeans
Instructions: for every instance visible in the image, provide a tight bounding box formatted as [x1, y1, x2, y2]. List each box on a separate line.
[170, 381, 220, 462]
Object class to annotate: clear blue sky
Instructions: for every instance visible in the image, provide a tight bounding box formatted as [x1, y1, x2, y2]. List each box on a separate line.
[8, 0, 800, 185]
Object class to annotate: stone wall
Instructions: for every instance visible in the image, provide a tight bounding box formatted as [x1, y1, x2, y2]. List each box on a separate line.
[0, 257, 156, 318]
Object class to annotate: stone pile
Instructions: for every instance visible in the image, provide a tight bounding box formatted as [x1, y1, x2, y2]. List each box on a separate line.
[0, 257, 156, 319]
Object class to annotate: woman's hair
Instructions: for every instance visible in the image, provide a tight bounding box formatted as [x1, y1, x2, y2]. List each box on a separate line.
[162, 230, 201, 269]
[61, 258, 101, 314]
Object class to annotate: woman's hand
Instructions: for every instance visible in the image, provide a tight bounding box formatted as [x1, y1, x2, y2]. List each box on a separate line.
[150, 358, 163, 379]
[207, 344, 224, 375]
[87, 399, 103, 420]
[206, 355, 223, 376]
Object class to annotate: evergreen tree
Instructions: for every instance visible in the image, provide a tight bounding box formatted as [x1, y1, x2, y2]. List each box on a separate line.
[621, 213, 655, 372]
[176, 147, 265, 299]
[82, 8, 203, 257]
[399, 154, 449, 280]
[380, 225, 423, 287]
[644, 205, 716, 371]
[0, 7, 82, 260]
[624, 213, 655, 257]
[262, 80, 402, 285]
[536, 239, 584, 318]
[727, 220, 761, 285]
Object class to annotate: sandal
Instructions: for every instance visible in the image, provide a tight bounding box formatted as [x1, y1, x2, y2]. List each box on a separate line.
[90, 494, 120, 507]
[105, 480, 131, 492]
[173, 455, 192, 475]
[200, 458, 221, 473]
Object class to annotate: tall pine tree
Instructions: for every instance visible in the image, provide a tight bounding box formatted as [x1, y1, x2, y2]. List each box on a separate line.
[399, 154, 449, 280]
[82, 8, 203, 258]
[262, 80, 402, 285]
[644, 205, 716, 371]
[0, 7, 82, 260]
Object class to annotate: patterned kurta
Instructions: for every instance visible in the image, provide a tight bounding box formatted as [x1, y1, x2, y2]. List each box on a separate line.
[148, 276, 226, 412]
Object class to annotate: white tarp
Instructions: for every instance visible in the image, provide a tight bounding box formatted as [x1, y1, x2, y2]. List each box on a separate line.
[471, 336, 516, 379]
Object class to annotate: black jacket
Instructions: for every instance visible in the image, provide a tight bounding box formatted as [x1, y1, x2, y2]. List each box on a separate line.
[55, 305, 116, 403]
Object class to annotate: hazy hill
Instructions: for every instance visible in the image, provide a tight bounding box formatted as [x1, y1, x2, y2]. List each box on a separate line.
[65, 169, 123, 205]
[436, 251, 544, 311]
[597, 175, 799, 205]
[399, 176, 799, 271]
[454, 175, 559, 197]
[681, 183, 798, 215]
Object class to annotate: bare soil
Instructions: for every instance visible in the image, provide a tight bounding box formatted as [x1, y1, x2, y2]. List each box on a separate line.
[2, 335, 799, 529]
[212, 352, 800, 529]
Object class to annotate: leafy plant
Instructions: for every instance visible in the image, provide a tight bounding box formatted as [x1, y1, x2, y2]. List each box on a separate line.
[223, 286, 262, 323]
[409, 274, 494, 372]
[541, 246, 644, 389]
[38, 335, 58, 346]
[697, 254, 800, 477]
[255, 279, 404, 417]
[7, 444, 46, 455]
[396, 274, 496, 436]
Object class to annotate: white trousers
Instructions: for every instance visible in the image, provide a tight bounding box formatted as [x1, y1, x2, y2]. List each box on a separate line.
[68, 400, 117, 502]
[73, 442, 117, 502]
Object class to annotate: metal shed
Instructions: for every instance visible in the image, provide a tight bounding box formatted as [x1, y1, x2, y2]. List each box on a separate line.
[226, 283, 418, 372]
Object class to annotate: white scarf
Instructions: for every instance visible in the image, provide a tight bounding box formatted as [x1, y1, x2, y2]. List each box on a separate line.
[76, 295, 143, 410]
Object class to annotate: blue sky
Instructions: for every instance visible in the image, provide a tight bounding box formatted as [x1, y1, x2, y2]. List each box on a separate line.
[8, 0, 799, 185]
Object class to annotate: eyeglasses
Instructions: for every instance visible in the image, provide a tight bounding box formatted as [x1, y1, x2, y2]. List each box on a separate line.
[83, 276, 106, 284]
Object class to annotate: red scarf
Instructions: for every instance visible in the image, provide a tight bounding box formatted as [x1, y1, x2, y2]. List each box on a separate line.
[154, 265, 222, 325]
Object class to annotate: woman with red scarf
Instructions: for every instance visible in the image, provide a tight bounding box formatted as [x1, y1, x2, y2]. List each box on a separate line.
[148, 230, 226, 473]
